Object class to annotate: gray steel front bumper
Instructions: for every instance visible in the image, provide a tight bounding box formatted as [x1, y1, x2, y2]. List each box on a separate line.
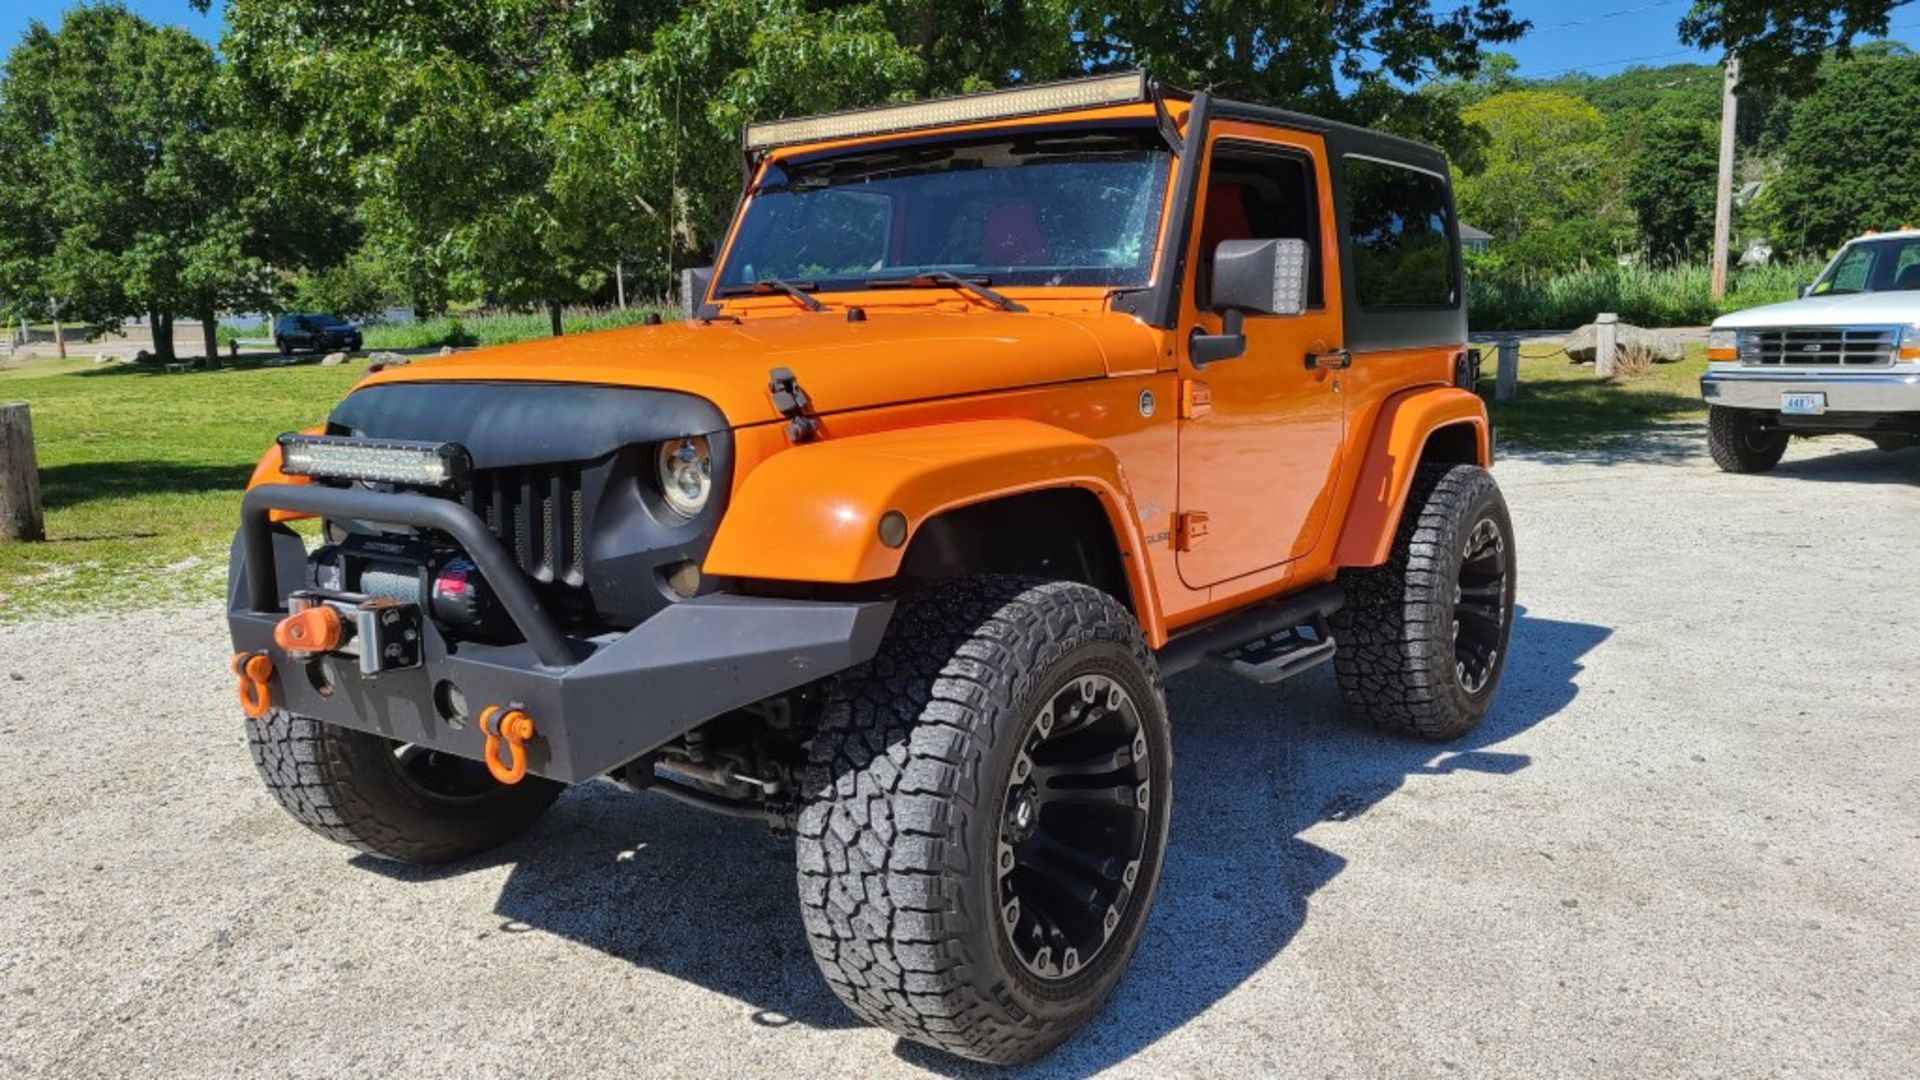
[1701, 368, 1920, 413]
[228, 486, 893, 784]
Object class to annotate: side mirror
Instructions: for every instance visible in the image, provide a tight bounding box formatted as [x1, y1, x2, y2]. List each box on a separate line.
[1188, 238, 1312, 367]
[1213, 238, 1311, 317]
[680, 266, 715, 320]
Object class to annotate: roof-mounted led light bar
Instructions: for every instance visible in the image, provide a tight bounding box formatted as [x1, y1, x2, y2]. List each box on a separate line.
[743, 72, 1154, 153]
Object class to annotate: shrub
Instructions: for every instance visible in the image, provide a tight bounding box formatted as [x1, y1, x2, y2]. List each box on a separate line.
[1467, 259, 1826, 331]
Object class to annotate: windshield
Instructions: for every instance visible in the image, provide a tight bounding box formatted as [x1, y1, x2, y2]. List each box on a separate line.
[716, 129, 1172, 294]
[1810, 236, 1920, 295]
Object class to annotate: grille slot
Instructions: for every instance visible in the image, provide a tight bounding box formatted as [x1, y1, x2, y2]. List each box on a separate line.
[1737, 326, 1901, 367]
[464, 465, 586, 586]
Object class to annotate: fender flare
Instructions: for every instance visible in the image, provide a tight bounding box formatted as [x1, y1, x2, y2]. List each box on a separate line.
[1333, 385, 1491, 568]
[703, 419, 1161, 630]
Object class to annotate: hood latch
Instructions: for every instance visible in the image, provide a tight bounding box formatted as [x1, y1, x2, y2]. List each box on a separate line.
[767, 366, 822, 444]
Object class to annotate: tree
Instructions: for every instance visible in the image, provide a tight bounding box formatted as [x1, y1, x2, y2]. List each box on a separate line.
[1452, 91, 1630, 272]
[1625, 119, 1720, 263]
[0, 4, 272, 363]
[1761, 55, 1920, 253]
[1680, 0, 1917, 94]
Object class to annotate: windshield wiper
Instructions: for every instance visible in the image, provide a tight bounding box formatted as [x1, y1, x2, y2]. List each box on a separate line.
[868, 270, 1027, 313]
[718, 278, 826, 311]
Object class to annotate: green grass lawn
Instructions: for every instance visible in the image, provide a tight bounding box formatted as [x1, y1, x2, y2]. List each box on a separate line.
[1484, 342, 1708, 451]
[0, 357, 361, 618]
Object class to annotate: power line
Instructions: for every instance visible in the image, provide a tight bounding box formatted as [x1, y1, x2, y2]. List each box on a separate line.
[1532, 1, 1689, 35]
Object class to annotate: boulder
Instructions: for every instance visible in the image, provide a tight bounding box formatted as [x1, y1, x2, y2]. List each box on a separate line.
[320, 351, 348, 366]
[1564, 322, 1685, 364]
[439, 345, 456, 356]
[368, 351, 410, 367]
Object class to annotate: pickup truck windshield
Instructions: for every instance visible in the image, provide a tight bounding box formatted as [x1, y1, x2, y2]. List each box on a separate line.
[1810, 235, 1920, 295]
[717, 130, 1172, 294]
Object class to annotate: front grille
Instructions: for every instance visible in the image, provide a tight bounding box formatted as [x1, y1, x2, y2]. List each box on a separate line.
[1738, 326, 1901, 367]
[464, 465, 586, 586]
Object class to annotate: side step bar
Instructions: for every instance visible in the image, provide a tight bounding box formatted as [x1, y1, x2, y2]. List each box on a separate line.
[1156, 582, 1343, 683]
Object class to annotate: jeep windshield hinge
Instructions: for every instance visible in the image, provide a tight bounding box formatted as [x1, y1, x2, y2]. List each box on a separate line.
[768, 366, 822, 443]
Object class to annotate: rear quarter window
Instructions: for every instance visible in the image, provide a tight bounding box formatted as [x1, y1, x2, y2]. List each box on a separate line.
[1343, 157, 1458, 310]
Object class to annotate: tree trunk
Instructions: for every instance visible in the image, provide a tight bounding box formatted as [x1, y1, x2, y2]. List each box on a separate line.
[0, 402, 45, 544]
[151, 311, 175, 363]
[53, 318, 66, 360]
[548, 300, 564, 337]
[201, 308, 219, 367]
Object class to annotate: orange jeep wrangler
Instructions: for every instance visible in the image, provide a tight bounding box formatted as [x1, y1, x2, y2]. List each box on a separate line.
[228, 73, 1514, 1063]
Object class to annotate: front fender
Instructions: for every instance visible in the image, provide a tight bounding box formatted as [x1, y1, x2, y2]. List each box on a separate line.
[1333, 386, 1491, 568]
[704, 418, 1155, 602]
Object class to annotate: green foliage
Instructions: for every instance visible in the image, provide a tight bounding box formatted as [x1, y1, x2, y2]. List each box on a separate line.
[1625, 119, 1720, 263]
[1453, 91, 1631, 272]
[359, 306, 675, 350]
[0, 4, 273, 361]
[1680, 0, 1913, 95]
[1761, 56, 1920, 253]
[1467, 258, 1826, 331]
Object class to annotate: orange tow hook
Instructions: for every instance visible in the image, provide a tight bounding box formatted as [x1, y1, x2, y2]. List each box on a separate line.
[274, 604, 343, 656]
[478, 706, 535, 785]
[232, 651, 275, 719]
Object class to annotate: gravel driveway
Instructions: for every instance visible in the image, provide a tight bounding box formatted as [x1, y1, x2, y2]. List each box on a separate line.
[3, 432, 1916, 1079]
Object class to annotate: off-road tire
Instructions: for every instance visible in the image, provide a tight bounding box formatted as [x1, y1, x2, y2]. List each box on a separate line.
[247, 708, 562, 864]
[796, 576, 1172, 1065]
[1708, 405, 1788, 473]
[276, 338, 292, 356]
[1333, 463, 1517, 741]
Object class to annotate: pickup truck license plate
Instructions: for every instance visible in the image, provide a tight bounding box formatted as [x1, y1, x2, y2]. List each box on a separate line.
[1780, 392, 1827, 415]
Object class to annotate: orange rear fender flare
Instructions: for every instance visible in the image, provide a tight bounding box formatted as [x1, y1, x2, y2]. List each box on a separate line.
[1333, 386, 1491, 569]
[704, 419, 1161, 632]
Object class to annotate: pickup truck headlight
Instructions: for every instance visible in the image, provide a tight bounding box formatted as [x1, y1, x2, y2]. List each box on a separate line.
[1707, 329, 1739, 361]
[658, 436, 713, 517]
[1904, 324, 1920, 361]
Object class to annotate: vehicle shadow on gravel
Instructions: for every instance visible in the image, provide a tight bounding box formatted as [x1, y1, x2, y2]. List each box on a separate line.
[354, 606, 1608, 1071]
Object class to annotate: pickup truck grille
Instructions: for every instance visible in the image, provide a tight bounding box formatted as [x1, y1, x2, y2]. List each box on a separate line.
[463, 465, 586, 587]
[1737, 326, 1901, 367]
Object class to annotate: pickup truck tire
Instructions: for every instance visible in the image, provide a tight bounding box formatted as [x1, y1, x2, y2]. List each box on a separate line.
[796, 576, 1171, 1065]
[1333, 463, 1517, 741]
[1708, 405, 1789, 473]
[247, 708, 562, 864]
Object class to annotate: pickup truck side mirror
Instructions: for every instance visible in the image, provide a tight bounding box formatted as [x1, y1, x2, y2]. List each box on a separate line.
[1189, 238, 1312, 367]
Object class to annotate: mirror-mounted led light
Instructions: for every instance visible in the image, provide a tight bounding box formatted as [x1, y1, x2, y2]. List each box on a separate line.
[743, 72, 1152, 153]
[278, 434, 471, 489]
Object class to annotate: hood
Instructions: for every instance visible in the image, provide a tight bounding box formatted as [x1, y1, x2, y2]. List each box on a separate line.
[358, 309, 1156, 427]
[1714, 291, 1920, 330]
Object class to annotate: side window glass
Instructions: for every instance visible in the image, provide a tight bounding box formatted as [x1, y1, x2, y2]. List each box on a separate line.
[1196, 144, 1323, 311]
[1343, 157, 1457, 309]
[1816, 247, 1874, 294]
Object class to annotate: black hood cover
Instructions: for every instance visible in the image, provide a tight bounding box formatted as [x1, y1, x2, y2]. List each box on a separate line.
[328, 381, 728, 470]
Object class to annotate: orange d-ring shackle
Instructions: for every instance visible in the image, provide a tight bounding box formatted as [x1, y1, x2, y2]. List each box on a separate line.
[232, 651, 275, 719]
[478, 706, 536, 785]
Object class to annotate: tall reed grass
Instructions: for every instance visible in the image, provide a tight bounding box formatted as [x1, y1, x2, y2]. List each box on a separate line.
[360, 304, 676, 350]
[1467, 260, 1826, 331]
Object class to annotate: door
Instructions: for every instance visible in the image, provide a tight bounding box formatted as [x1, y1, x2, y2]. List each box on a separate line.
[1175, 129, 1345, 589]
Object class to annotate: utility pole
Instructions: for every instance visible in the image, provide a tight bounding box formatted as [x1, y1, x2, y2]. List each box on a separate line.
[1710, 54, 1740, 303]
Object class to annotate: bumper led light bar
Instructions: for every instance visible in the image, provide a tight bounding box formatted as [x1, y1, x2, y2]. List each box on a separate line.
[743, 72, 1152, 153]
[278, 434, 471, 489]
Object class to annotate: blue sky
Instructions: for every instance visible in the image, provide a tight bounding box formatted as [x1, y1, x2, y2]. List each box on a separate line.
[2, 0, 1917, 80]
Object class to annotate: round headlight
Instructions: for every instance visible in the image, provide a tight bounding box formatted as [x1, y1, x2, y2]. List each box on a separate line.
[657, 436, 713, 517]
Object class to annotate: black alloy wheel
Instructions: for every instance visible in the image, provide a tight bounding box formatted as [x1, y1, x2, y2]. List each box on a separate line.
[997, 672, 1154, 981]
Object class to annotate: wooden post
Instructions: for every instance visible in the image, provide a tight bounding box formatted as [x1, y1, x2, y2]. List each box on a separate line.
[615, 261, 627, 310]
[0, 402, 45, 543]
[1595, 313, 1620, 379]
[1496, 337, 1520, 401]
[1710, 55, 1740, 303]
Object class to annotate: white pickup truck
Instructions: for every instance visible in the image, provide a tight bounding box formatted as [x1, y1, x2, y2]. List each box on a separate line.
[1702, 229, 1920, 472]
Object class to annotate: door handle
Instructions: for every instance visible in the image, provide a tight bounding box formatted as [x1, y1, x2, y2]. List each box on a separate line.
[1307, 349, 1351, 371]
